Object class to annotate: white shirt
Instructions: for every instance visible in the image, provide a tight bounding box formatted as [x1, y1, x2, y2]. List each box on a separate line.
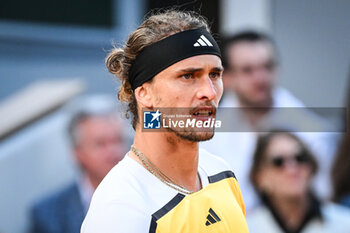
[81, 148, 247, 233]
[246, 203, 350, 233]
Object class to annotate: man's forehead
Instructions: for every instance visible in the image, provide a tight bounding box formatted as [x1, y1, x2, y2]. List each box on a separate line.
[171, 54, 223, 70]
[80, 115, 120, 128]
[227, 41, 275, 64]
[229, 40, 273, 52]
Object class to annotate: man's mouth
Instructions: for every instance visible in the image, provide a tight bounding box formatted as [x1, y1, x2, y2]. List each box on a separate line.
[191, 106, 216, 120]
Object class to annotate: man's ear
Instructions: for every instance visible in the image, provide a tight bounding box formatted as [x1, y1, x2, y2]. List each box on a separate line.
[134, 83, 153, 108]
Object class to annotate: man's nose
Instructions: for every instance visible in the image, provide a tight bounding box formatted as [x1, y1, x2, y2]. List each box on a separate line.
[253, 67, 272, 83]
[196, 76, 217, 101]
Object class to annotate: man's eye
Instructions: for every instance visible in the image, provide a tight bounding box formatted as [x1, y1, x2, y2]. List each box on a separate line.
[209, 72, 220, 79]
[182, 73, 193, 80]
[241, 66, 253, 74]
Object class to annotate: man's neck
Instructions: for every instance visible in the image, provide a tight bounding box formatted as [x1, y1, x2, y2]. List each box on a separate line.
[86, 174, 101, 190]
[238, 99, 273, 129]
[130, 129, 201, 192]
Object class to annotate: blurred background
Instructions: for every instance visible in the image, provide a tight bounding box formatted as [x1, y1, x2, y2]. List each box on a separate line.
[0, 0, 349, 233]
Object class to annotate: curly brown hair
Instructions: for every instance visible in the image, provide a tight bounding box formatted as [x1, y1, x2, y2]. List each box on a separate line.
[105, 9, 210, 129]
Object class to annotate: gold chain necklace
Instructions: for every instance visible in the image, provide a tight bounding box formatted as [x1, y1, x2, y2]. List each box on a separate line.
[131, 145, 201, 195]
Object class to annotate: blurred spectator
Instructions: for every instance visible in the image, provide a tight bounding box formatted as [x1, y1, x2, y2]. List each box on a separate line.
[247, 131, 350, 233]
[201, 31, 337, 211]
[29, 95, 129, 233]
[219, 31, 283, 109]
[332, 74, 350, 208]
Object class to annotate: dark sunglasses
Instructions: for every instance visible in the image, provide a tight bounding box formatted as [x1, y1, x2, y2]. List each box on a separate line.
[268, 152, 310, 168]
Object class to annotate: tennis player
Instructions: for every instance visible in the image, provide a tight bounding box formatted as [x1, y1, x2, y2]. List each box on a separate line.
[81, 10, 249, 233]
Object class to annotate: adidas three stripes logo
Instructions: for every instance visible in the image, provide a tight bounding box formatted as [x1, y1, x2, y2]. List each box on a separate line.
[205, 208, 221, 226]
[194, 35, 213, 47]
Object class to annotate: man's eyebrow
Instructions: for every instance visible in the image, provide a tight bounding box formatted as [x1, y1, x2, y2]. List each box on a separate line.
[176, 68, 203, 73]
[212, 66, 224, 72]
[176, 66, 224, 73]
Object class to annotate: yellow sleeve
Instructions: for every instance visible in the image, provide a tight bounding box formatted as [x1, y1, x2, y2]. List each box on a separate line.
[232, 179, 246, 216]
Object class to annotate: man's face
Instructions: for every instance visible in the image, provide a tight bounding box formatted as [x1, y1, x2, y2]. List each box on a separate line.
[74, 116, 127, 182]
[226, 41, 277, 107]
[149, 54, 223, 142]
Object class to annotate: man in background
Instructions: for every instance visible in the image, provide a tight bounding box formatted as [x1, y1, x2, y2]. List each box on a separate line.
[201, 31, 337, 212]
[29, 96, 129, 233]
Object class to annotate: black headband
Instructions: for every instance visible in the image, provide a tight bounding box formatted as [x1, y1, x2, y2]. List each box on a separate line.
[128, 27, 221, 90]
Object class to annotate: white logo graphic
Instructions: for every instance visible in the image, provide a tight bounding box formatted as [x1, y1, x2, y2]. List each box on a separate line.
[143, 110, 161, 129]
[193, 35, 213, 47]
[150, 110, 161, 122]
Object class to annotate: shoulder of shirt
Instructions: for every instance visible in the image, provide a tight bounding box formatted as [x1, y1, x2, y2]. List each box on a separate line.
[91, 149, 235, 205]
[198, 148, 233, 176]
[89, 155, 147, 208]
[273, 87, 305, 107]
[82, 155, 157, 232]
[246, 203, 350, 229]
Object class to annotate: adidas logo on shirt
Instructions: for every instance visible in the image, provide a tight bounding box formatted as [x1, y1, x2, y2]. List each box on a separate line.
[205, 208, 221, 226]
[194, 35, 213, 47]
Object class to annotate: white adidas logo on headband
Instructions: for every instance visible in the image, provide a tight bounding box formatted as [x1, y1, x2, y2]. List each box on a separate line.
[193, 35, 213, 47]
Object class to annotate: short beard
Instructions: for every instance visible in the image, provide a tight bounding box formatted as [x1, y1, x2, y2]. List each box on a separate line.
[167, 127, 215, 142]
[238, 92, 273, 108]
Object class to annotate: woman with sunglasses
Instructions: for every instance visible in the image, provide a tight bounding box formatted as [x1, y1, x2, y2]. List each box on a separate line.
[247, 131, 350, 233]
